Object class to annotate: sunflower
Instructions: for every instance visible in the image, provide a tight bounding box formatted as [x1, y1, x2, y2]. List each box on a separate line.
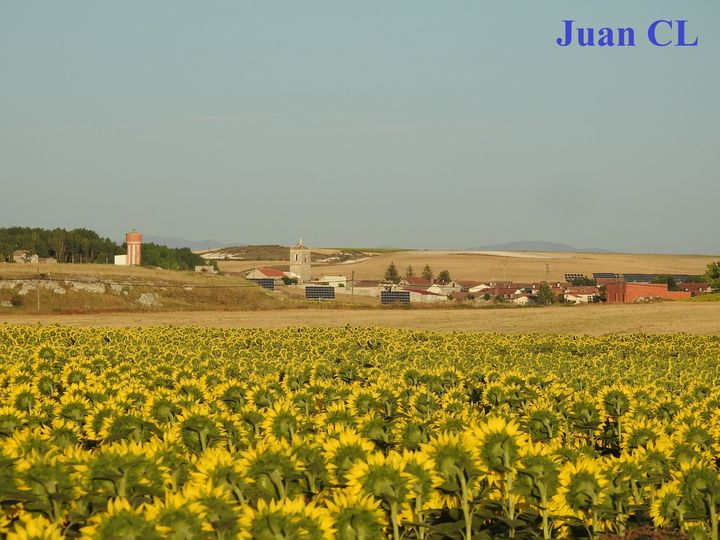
[79, 497, 159, 540]
[347, 388, 381, 418]
[649, 482, 683, 529]
[674, 459, 720, 526]
[552, 457, 609, 534]
[189, 447, 249, 504]
[6, 384, 39, 415]
[315, 402, 358, 431]
[323, 429, 376, 486]
[261, 399, 303, 443]
[325, 491, 387, 540]
[622, 418, 663, 451]
[421, 432, 483, 540]
[393, 420, 431, 451]
[237, 498, 334, 540]
[183, 483, 241, 539]
[5, 512, 63, 540]
[346, 452, 410, 540]
[0, 406, 27, 438]
[143, 491, 207, 539]
[399, 450, 440, 539]
[465, 416, 527, 476]
[234, 440, 305, 502]
[517, 444, 561, 540]
[174, 405, 223, 454]
[524, 400, 562, 445]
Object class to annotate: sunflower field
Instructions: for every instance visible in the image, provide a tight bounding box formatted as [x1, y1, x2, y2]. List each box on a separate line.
[1, 324, 720, 539]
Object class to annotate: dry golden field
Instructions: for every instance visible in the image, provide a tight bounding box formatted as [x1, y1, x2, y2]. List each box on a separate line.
[3, 302, 720, 334]
[0, 262, 282, 313]
[218, 250, 717, 282]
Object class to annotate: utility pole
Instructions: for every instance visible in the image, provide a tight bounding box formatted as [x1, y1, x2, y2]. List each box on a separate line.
[546, 264, 550, 283]
[36, 265, 40, 312]
[351, 271, 354, 304]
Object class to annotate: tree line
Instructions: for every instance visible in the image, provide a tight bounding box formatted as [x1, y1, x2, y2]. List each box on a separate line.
[0, 227, 205, 270]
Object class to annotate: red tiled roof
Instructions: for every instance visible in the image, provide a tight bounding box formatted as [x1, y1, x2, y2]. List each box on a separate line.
[405, 276, 432, 286]
[456, 280, 485, 288]
[257, 267, 285, 278]
[678, 283, 710, 292]
[565, 286, 598, 295]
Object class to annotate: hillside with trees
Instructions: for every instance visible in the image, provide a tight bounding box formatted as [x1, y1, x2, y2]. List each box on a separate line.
[0, 227, 204, 270]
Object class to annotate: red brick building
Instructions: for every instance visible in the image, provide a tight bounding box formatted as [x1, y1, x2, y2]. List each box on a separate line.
[605, 282, 691, 303]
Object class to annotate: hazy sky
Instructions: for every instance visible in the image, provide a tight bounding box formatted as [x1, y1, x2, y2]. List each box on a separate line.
[1, 1, 718, 253]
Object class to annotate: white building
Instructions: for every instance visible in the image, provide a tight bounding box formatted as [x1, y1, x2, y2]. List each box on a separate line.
[319, 275, 347, 288]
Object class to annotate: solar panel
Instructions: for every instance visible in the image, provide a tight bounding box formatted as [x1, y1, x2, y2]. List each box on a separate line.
[305, 286, 336, 300]
[381, 290, 411, 305]
[248, 278, 275, 290]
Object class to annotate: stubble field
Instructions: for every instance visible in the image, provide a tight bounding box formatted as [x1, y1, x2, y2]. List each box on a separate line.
[217, 250, 716, 282]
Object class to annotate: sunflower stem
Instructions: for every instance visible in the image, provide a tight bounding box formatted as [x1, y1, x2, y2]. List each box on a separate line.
[390, 501, 401, 540]
[539, 483, 551, 540]
[506, 470, 515, 538]
[707, 494, 718, 540]
[459, 472, 472, 540]
[415, 496, 426, 540]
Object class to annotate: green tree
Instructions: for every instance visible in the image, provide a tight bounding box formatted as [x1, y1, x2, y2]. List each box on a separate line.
[421, 264, 433, 282]
[651, 275, 679, 291]
[437, 269, 451, 284]
[537, 282, 556, 305]
[141, 243, 205, 270]
[384, 262, 401, 284]
[405, 265, 414, 279]
[705, 261, 720, 290]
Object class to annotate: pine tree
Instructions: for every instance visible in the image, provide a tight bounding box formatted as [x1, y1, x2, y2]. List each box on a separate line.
[437, 269, 451, 284]
[405, 265, 414, 279]
[384, 262, 401, 284]
[421, 264, 433, 282]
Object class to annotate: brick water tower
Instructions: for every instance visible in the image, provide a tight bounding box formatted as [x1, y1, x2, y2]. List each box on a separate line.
[126, 230, 142, 266]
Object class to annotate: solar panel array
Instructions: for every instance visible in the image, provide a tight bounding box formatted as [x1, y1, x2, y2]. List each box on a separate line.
[593, 273, 623, 280]
[305, 286, 336, 300]
[564, 273, 586, 282]
[381, 290, 411, 305]
[623, 274, 695, 283]
[593, 273, 697, 283]
[248, 278, 275, 290]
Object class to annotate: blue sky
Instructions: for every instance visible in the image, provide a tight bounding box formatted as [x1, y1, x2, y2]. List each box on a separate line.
[1, 1, 718, 252]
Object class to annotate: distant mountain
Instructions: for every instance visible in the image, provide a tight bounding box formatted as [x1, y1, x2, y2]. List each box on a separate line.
[468, 241, 612, 253]
[142, 235, 229, 250]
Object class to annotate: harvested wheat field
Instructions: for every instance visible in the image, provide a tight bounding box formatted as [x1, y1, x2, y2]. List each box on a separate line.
[218, 250, 716, 282]
[3, 302, 720, 334]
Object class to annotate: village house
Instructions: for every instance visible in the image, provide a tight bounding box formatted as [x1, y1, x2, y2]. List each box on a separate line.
[403, 287, 448, 304]
[246, 267, 286, 284]
[12, 250, 38, 264]
[676, 282, 712, 296]
[319, 275, 347, 288]
[564, 286, 599, 304]
[512, 293, 537, 306]
[400, 276, 432, 287]
[349, 280, 384, 298]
